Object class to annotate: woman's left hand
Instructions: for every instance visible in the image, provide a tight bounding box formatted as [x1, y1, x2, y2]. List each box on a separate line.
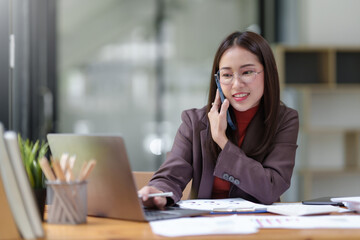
[208, 89, 229, 149]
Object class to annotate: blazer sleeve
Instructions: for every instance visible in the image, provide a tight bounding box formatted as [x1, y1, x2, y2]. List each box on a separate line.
[148, 109, 197, 203]
[213, 108, 299, 205]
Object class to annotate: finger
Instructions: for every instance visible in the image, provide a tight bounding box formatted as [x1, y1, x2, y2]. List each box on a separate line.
[211, 90, 221, 111]
[220, 98, 230, 115]
[141, 190, 149, 202]
[214, 89, 221, 106]
[210, 103, 219, 112]
[153, 197, 166, 209]
[138, 186, 151, 201]
[218, 99, 229, 125]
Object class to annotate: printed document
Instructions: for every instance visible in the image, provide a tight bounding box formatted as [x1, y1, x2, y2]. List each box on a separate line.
[267, 203, 345, 216]
[177, 198, 267, 212]
[150, 215, 360, 237]
[237, 215, 360, 229]
[150, 215, 258, 237]
[331, 196, 360, 212]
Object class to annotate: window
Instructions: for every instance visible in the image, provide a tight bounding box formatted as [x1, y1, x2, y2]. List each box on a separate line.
[57, 0, 258, 170]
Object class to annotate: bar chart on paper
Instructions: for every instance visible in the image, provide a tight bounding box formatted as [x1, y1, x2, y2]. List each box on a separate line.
[177, 198, 267, 213]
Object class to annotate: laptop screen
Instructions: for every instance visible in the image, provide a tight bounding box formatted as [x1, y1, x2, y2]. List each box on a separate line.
[47, 134, 146, 221]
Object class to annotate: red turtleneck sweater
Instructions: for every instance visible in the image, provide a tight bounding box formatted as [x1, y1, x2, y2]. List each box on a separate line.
[211, 105, 259, 199]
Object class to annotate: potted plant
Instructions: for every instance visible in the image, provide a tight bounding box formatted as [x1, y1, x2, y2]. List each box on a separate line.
[18, 135, 49, 220]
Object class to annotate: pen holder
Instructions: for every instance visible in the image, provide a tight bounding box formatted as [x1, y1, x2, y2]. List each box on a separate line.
[46, 181, 87, 224]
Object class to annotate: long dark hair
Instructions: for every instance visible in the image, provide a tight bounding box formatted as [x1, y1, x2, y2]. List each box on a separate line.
[206, 31, 280, 157]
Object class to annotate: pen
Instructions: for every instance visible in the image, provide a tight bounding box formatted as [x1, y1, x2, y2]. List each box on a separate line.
[138, 192, 173, 198]
[212, 207, 267, 213]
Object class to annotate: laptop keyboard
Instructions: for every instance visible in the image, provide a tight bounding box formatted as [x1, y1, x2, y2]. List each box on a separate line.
[144, 209, 180, 221]
[143, 206, 210, 221]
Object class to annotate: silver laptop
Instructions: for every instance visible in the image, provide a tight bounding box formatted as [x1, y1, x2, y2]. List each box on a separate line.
[47, 134, 208, 221]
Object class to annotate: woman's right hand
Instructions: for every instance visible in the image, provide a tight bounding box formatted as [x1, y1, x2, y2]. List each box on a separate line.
[138, 186, 167, 209]
[208, 89, 229, 149]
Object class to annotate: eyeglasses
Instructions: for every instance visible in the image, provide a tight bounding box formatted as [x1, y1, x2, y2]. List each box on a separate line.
[215, 69, 263, 85]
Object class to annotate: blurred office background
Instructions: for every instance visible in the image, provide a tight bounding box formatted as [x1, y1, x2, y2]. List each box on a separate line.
[1, 0, 360, 202]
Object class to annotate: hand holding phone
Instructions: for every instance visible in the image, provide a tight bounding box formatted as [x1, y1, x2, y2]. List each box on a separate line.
[214, 75, 236, 130]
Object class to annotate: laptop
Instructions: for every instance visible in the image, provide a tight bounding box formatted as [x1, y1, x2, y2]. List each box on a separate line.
[47, 134, 208, 221]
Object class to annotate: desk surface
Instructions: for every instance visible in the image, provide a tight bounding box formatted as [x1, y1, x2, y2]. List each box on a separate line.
[43, 213, 360, 240]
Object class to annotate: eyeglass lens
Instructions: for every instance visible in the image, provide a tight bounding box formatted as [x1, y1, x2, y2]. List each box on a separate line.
[218, 69, 260, 84]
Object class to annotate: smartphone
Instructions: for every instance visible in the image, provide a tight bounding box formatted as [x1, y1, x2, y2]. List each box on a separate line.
[215, 75, 236, 130]
[302, 197, 345, 206]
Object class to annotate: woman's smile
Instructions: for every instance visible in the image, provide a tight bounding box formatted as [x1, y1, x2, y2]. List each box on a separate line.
[232, 92, 250, 102]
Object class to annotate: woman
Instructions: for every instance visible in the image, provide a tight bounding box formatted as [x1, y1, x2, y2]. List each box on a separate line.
[139, 31, 299, 208]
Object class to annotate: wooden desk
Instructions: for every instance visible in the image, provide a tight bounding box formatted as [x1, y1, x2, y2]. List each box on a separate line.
[43, 213, 360, 240]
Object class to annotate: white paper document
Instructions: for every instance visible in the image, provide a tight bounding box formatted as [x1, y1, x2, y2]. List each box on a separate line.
[177, 198, 267, 212]
[150, 215, 360, 237]
[267, 203, 345, 216]
[236, 215, 360, 229]
[331, 196, 360, 212]
[150, 215, 258, 237]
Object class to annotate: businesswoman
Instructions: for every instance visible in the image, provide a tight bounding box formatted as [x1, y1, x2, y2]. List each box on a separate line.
[139, 31, 299, 208]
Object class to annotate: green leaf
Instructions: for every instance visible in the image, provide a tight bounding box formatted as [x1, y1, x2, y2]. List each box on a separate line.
[17, 134, 26, 165]
[25, 163, 35, 188]
[38, 142, 49, 160]
[17, 134, 48, 189]
[32, 161, 42, 188]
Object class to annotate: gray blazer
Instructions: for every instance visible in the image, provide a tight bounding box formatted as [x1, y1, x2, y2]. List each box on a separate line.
[149, 104, 299, 205]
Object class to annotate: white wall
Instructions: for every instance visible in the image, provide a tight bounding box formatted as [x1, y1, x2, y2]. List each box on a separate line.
[280, 0, 360, 46]
[279, 0, 360, 202]
[300, 0, 360, 45]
